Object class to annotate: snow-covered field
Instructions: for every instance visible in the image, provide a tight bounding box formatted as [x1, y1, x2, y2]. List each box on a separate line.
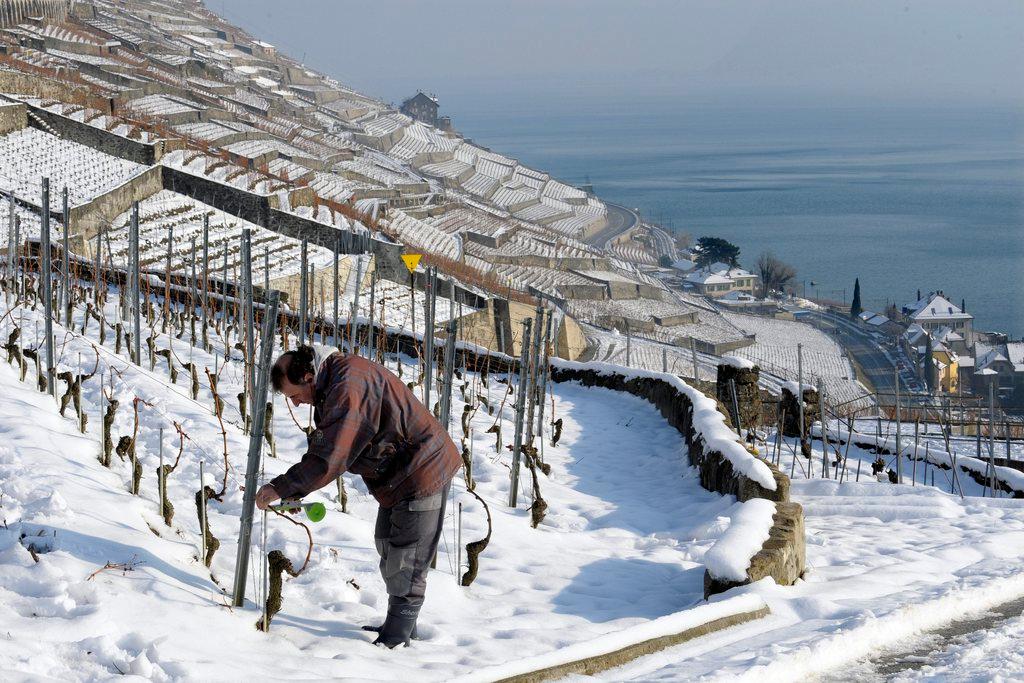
[0, 287, 745, 680]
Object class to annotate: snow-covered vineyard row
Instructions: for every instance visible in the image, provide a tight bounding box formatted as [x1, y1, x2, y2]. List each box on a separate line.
[101, 190, 338, 282]
[0, 127, 145, 209]
[724, 311, 872, 411]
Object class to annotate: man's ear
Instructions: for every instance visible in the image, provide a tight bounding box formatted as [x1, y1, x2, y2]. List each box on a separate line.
[304, 372, 315, 385]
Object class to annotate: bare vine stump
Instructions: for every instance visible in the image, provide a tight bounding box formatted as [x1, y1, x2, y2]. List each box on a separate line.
[487, 424, 501, 453]
[461, 444, 475, 491]
[101, 399, 119, 467]
[157, 464, 174, 526]
[264, 401, 275, 457]
[237, 392, 249, 432]
[461, 490, 492, 587]
[551, 418, 563, 446]
[257, 550, 295, 631]
[336, 477, 348, 513]
[195, 486, 220, 567]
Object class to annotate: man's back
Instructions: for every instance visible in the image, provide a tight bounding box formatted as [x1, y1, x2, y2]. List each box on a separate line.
[275, 352, 461, 507]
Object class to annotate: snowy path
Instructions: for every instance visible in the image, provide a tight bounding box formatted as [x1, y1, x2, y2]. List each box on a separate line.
[602, 472, 1024, 681]
[0, 290, 741, 679]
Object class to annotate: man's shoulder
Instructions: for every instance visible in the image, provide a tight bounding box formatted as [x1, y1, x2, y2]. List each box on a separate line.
[325, 352, 388, 379]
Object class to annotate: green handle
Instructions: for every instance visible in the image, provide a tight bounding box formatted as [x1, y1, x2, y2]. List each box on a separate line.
[270, 500, 327, 523]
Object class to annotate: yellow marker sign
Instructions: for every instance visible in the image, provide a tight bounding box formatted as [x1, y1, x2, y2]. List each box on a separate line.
[401, 254, 422, 273]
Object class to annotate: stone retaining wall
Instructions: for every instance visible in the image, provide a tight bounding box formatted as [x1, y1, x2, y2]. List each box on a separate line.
[549, 364, 804, 596]
[0, 101, 26, 134]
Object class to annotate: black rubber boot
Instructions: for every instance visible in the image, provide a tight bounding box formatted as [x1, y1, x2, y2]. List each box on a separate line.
[361, 622, 420, 640]
[370, 606, 419, 649]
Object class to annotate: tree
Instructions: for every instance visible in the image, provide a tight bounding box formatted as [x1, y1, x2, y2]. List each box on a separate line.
[850, 278, 863, 319]
[756, 252, 796, 298]
[924, 333, 936, 394]
[694, 236, 740, 269]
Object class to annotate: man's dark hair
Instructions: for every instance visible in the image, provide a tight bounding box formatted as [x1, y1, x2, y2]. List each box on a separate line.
[271, 345, 316, 391]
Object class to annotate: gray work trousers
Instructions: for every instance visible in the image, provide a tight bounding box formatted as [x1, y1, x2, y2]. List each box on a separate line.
[373, 483, 449, 616]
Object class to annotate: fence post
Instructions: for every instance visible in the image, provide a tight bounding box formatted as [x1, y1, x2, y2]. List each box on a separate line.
[422, 267, 437, 408]
[332, 233, 340, 349]
[201, 216, 209, 349]
[5, 191, 14, 298]
[438, 319, 458, 431]
[509, 317, 532, 507]
[690, 337, 698, 381]
[298, 239, 308, 345]
[523, 306, 544, 452]
[894, 367, 902, 484]
[535, 310, 554, 457]
[40, 178, 56, 397]
[61, 187, 71, 324]
[93, 219, 102, 305]
[232, 290, 281, 607]
[242, 229, 255, 431]
[130, 202, 141, 365]
[796, 343, 804, 457]
[368, 268, 377, 360]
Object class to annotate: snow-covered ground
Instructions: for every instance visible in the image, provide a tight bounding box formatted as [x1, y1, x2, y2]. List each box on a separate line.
[0, 288, 745, 679]
[601, 430, 1024, 681]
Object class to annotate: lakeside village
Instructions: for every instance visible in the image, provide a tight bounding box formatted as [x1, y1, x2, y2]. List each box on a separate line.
[643, 232, 1021, 412]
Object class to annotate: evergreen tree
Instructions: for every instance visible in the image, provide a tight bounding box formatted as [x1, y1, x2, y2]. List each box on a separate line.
[850, 278, 863, 319]
[924, 333, 936, 394]
[694, 236, 740, 269]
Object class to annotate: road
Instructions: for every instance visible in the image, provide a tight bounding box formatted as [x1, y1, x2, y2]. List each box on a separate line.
[584, 201, 638, 249]
[803, 309, 921, 406]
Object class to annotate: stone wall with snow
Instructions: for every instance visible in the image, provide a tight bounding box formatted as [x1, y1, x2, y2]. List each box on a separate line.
[549, 359, 806, 597]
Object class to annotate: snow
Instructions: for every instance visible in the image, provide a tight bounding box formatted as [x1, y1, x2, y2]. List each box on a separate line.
[453, 593, 767, 683]
[721, 355, 756, 370]
[551, 358, 778, 491]
[703, 499, 776, 582]
[603, 475, 1024, 681]
[0, 287, 757, 679]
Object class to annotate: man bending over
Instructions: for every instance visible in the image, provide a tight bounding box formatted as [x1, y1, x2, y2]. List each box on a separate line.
[255, 345, 461, 648]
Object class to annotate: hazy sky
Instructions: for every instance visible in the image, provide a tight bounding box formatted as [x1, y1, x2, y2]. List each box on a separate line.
[213, 0, 1023, 107]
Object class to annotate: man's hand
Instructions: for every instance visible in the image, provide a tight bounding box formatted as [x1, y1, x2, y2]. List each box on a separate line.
[255, 484, 280, 511]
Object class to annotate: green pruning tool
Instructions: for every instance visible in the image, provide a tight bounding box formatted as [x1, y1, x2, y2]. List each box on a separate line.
[269, 500, 327, 523]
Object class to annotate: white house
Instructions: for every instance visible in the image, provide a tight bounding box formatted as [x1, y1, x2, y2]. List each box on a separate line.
[685, 262, 759, 297]
[902, 292, 973, 341]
